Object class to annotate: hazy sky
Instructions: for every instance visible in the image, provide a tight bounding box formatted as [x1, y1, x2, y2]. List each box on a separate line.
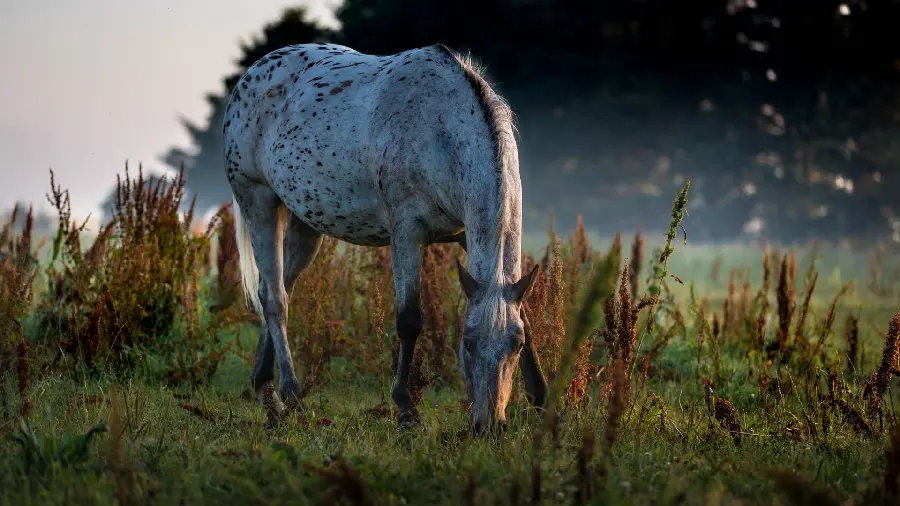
[0, 0, 339, 220]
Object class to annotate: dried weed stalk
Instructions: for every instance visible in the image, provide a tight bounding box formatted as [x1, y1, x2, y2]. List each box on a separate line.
[868, 311, 900, 418]
[0, 204, 39, 420]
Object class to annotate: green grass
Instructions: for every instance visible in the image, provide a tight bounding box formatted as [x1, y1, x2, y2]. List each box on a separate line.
[4, 209, 900, 505]
[2, 292, 897, 506]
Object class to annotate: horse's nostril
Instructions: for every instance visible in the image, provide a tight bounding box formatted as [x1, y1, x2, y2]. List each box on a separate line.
[499, 421, 507, 433]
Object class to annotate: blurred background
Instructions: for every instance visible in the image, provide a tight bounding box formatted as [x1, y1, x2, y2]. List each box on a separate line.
[2, 0, 899, 247]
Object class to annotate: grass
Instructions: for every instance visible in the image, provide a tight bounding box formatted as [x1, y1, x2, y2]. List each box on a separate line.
[0, 352, 887, 505]
[2, 166, 900, 505]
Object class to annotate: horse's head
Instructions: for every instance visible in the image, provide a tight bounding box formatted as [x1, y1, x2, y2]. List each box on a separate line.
[455, 260, 540, 437]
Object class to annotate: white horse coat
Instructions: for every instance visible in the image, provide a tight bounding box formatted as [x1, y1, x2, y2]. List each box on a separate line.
[224, 43, 545, 434]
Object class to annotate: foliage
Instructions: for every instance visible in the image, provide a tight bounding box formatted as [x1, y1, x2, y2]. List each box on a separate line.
[4, 419, 108, 477]
[28, 165, 234, 386]
[0, 205, 40, 424]
[160, 1, 900, 243]
[5, 173, 900, 504]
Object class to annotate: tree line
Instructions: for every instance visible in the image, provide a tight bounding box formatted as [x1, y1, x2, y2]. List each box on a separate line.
[143, 0, 900, 244]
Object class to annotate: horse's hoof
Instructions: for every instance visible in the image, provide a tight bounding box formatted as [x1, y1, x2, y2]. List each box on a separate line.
[278, 379, 303, 410]
[263, 413, 280, 430]
[262, 401, 307, 430]
[258, 384, 285, 413]
[399, 421, 426, 434]
[397, 409, 422, 432]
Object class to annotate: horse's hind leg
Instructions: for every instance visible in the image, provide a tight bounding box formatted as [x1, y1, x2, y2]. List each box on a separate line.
[250, 279, 278, 406]
[237, 183, 312, 409]
[251, 213, 323, 409]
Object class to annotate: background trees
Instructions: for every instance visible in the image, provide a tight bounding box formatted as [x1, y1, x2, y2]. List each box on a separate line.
[156, 7, 333, 213]
[156, 0, 900, 244]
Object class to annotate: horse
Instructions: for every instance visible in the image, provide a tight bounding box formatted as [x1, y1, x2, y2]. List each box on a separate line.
[223, 42, 547, 436]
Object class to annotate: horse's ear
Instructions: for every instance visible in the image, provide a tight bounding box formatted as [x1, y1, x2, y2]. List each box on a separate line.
[456, 259, 481, 299]
[511, 264, 540, 303]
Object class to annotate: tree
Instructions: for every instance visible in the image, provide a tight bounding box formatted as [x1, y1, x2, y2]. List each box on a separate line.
[160, 0, 900, 244]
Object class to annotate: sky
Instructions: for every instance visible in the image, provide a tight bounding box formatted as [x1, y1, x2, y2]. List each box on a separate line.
[0, 0, 339, 222]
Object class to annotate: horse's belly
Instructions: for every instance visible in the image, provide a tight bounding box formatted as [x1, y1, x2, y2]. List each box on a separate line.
[272, 169, 392, 247]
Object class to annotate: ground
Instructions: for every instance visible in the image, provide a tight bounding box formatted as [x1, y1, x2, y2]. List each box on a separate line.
[1, 314, 892, 505]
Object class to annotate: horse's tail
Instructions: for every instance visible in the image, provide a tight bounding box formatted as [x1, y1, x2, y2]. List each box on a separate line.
[233, 196, 266, 325]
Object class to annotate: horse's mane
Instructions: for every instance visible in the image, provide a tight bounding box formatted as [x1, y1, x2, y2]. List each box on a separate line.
[435, 44, 518, 330]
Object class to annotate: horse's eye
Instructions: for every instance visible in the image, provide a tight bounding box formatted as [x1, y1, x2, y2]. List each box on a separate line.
[464, 338, 476, 353]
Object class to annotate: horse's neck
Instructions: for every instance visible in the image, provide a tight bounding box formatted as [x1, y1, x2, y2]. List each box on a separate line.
[462, 172, 523, 286]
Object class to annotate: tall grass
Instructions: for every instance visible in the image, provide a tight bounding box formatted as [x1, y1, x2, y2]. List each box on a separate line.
[4, 167, 900, 504]
[0, 204, 40, 421]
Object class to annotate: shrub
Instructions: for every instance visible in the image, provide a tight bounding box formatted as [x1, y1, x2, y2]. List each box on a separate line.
[30, 165, 231, 385]
[0, 205, 40, 422]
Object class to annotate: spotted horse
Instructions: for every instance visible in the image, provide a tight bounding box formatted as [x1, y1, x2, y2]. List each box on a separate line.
[224, 42, 547, 436]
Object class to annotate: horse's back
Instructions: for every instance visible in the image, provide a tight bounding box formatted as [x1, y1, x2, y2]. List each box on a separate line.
[222, 43, 380, 164]
[223, 43, 470, 246]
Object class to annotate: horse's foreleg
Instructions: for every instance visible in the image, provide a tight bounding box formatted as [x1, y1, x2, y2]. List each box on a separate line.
[390, 221, 426, 429]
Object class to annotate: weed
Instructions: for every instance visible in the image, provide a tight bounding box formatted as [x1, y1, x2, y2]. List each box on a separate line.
[33, 165, 229, 386]
[4, 418, 108, 477]
[868, 311, 900, 420]
[4, 172, 900, 505]
[0, 204, 40, 423]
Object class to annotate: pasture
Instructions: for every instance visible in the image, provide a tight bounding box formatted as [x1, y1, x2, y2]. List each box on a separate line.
[2, 167, 900, 505]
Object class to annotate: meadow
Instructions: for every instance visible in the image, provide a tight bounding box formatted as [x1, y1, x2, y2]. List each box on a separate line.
[2, 165, 900, 505]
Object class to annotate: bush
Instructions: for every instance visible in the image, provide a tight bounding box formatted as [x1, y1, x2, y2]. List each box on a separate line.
[29, 165, 232, 385]
[0, 205, 40, 422]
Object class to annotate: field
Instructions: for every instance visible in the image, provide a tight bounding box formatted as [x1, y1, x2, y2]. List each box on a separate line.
[3, 167, 900, 506]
